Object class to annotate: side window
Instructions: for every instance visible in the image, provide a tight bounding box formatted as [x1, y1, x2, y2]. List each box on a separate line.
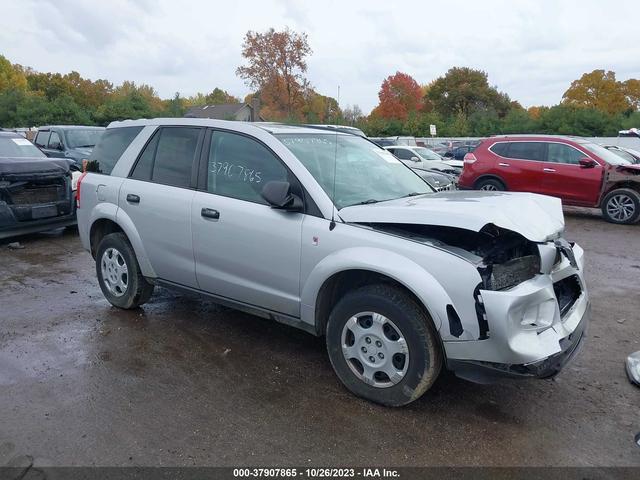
[150, 127, 200, 188]
[547, 143, 586, 165]
[87, 126, 143, 175]
[207, 131, 288, 204]
[130, 132, 159, 181]
[394, 149, 414, 160]
[386, 148, 396, 155]
[48, 131, 62, 149]
[505, 142, 545, 161]
[490, 142, 508, 156]
[35, 131, 49, 147]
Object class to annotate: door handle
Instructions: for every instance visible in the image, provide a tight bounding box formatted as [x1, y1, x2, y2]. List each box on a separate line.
[543, 168, 556, 173]
[498, 162, 510, 167]
[126, 194, 140, 204]
[201, 208, 220, 220]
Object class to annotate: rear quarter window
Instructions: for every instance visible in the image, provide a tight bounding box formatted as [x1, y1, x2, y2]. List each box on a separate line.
[87, 126, 143, 175]
[489, 142, 509, 156]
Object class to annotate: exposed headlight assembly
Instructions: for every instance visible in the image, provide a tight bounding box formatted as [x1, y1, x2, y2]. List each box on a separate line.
[481, 254, 541, 291]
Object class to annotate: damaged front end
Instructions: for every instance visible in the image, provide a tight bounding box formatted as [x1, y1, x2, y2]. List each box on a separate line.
[363, 221, 589, 383]
[0, 158, 76, 239]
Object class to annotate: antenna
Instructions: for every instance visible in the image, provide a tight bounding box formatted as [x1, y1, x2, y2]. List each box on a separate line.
[329, 85, 339, 231]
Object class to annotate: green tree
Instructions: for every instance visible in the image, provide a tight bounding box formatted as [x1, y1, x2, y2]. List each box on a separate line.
[0, 55, 28, 93]
[427, 67, 513, 118]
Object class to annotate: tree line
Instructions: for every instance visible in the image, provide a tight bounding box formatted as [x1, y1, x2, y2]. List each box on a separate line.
[1, 27, 639, 137]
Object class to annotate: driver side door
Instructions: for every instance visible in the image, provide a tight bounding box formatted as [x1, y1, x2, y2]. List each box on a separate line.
[191, 129, 304, 317]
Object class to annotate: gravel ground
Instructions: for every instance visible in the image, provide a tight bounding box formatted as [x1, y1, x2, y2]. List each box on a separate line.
[0, 208, 638, 467]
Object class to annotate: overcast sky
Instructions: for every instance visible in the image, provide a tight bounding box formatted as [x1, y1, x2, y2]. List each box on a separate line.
[2, 0, 639, 113]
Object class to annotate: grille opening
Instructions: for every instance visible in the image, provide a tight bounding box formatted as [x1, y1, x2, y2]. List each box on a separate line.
[554, 275, 582, 317]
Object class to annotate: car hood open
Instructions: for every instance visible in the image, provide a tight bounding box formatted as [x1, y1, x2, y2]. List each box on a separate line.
[339, 190, 565, 242]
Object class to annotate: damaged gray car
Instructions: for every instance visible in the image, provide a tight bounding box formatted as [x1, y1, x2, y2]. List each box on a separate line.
[0, 132, 76, 239]
[77, 120, 590, 406]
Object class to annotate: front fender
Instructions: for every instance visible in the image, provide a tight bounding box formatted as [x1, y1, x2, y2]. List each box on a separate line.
[300, 247, 452, 333]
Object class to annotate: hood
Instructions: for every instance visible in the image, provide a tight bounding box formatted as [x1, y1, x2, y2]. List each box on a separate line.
[339, 190, 564, 243]
[0, 157, 72, 176]
[67, 147, 94, 159]
[405, 159, 458, 172]
[618, 164, 640, 175]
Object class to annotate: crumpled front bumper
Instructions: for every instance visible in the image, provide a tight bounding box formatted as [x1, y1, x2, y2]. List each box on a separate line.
[445, 242, 590, 383]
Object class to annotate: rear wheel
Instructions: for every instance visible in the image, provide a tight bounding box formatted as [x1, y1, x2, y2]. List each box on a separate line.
[96, 232, 154, 309]
[475, 178, 506, 191]
[601, 188, 640, 224]
[326, 284, 442, 406]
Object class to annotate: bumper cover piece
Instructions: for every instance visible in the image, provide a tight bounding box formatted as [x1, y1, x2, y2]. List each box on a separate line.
[449, 301, 589, 383]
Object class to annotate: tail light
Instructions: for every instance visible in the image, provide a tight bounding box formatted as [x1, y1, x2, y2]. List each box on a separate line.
[464, 152, 477, 164]
[76, 171, 88, 208]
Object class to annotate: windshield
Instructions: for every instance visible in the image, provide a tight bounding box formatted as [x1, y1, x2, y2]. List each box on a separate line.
[65, 129, 104, 148]
[607, 147, 637, 164]
[277, 134, 432, 209]
[413, 147, 443, 161]
[582, 142, 634, 166]
[0, 136, 46, 158]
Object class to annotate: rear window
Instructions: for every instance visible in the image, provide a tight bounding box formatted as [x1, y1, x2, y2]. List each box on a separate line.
[504, 142, 545, 161]
[87, 126, 143, 175]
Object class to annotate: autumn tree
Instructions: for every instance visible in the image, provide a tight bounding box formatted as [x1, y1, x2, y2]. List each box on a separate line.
[236, 27, 312, 119]
[562, 69, 631, 115]
[0, 55, 27, 93]
[370, 72, 422, 121]
[427, 67, 512, 118]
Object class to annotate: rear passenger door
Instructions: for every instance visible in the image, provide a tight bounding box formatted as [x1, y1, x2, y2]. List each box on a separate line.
[495, 142, 546, 193]
[191, 129, 303, 317]
[119, 126, 204, 288]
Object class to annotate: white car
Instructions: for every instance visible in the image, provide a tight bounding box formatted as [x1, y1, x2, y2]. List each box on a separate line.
[384, 146, 462, 175]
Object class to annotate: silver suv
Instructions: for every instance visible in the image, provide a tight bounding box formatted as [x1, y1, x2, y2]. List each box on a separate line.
[77, 119, 590, 406]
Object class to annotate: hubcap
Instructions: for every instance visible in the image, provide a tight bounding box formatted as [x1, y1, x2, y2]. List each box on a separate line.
[480, 184, 497, 191]
[607, 194, 636, 222]
[341, 312, 409, 388]
[100, 248, 128, 297]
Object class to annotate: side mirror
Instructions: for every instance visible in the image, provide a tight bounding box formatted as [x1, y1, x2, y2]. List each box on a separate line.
[261, 181, 303, 211]
[410, 156, 420, 162]
[579, 158, 596, 168]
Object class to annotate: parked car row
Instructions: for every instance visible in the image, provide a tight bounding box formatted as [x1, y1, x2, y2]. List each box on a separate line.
[459, 135, 640, 224]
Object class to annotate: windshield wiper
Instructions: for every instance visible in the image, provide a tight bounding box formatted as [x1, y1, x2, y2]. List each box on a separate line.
[354, 199, 380, 205]
[75, 144, 95, 148]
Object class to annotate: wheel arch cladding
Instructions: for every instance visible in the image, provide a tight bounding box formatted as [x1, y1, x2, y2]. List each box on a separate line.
[300, 247, 451, 335]
[91, 209, 156, 278]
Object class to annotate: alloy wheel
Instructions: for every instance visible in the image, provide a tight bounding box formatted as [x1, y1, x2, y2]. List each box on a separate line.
[606, 193, 636, 222]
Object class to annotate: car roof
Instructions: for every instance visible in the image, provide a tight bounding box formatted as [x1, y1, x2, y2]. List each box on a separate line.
[489, 134, 590, 144]
[37, 125, 105, 130]
[108, 118, 348, 136]
[0, 131, 21, 138]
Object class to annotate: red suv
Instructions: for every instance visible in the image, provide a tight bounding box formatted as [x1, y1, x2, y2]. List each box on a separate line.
[458, 135, 640, 224]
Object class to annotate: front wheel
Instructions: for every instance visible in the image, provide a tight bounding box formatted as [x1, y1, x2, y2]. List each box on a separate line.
[326, 284, 442, 406]
[96, 232, 154, 309]
[601, 188, 640, 224]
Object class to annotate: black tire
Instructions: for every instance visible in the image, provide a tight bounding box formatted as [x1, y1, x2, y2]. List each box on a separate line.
[601, 188, 640, 225]
[96, 232, 154, 309]
[475, 177, 506, 191]
[326, 284, 442, 407]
